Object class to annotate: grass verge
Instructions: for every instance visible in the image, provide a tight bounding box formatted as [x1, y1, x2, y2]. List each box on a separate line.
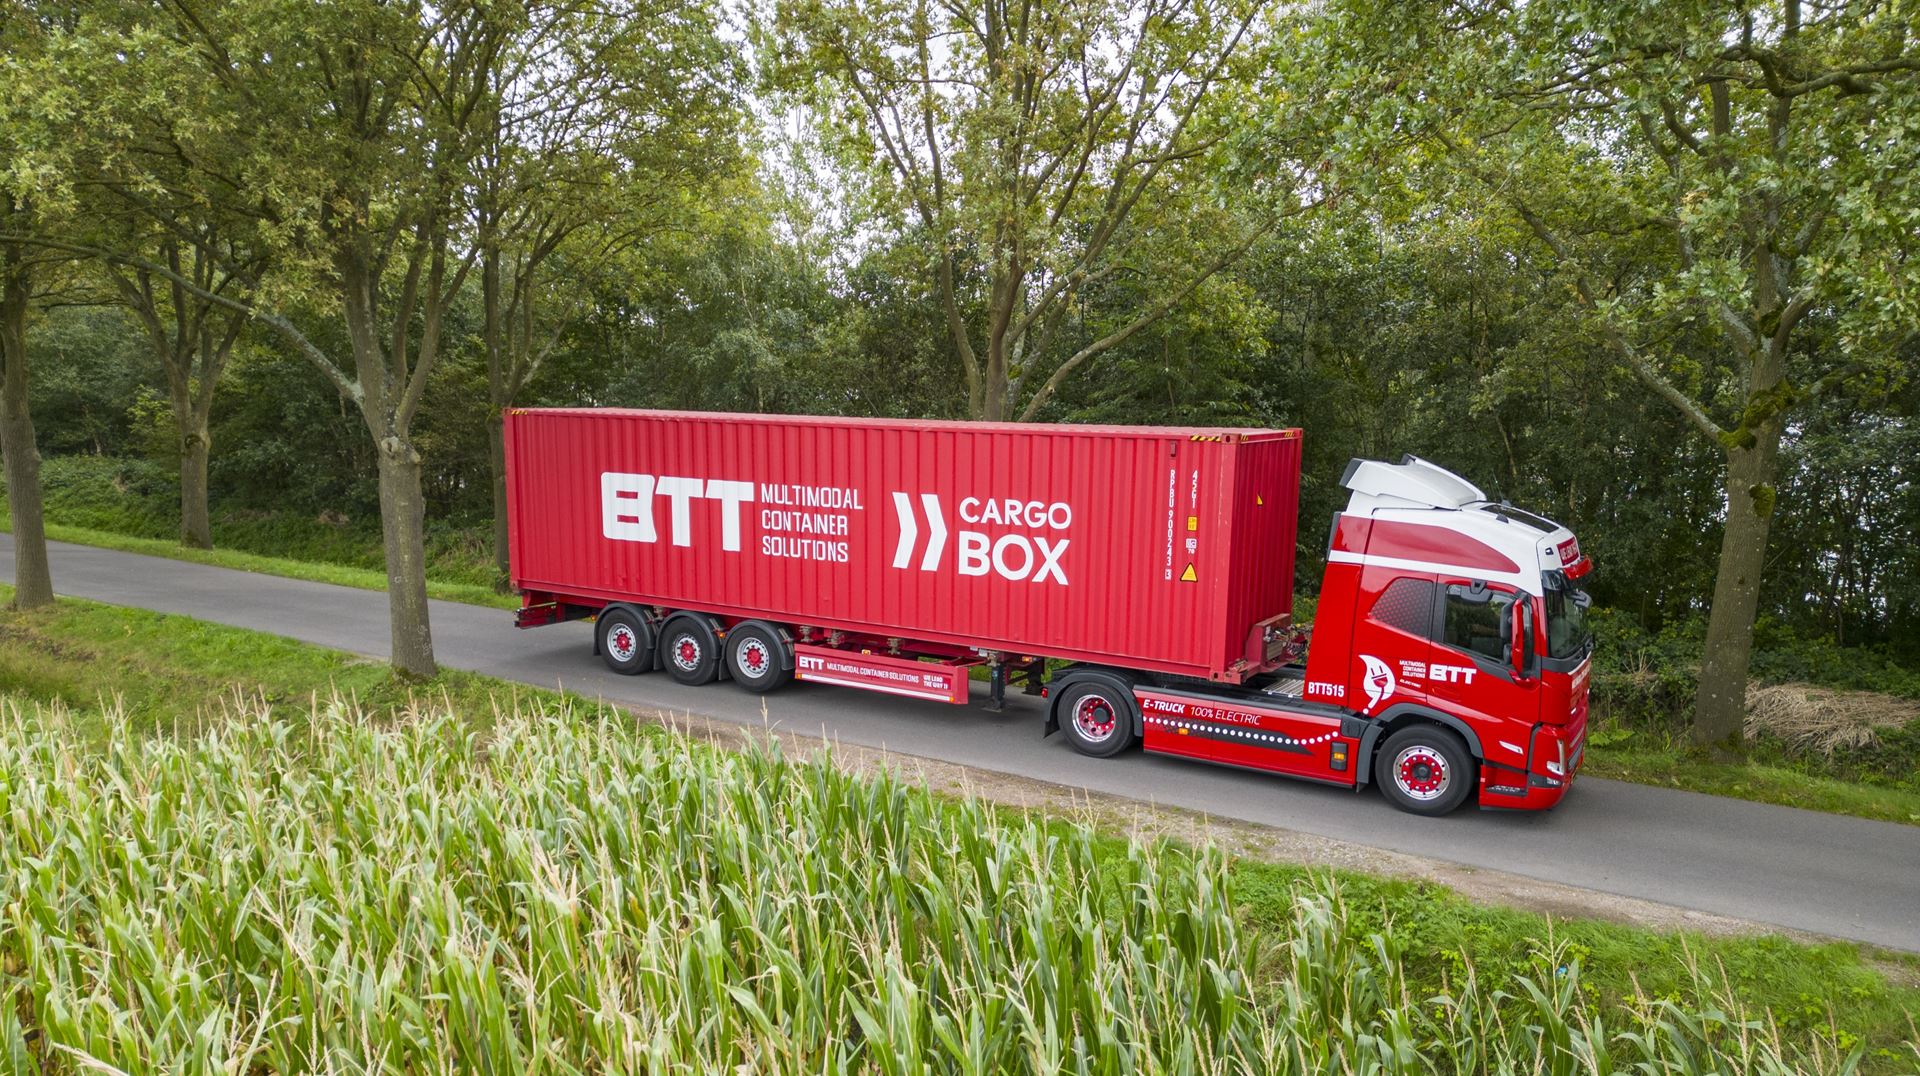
[2, 455, 510, 608]
[1584, 731, 1920, 825]
[2, 588, 1918, 1069]
[25, 519, 516, 610]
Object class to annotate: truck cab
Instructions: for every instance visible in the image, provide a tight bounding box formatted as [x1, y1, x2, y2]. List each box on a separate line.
[1302, 456, 1593, 811]
[1054, 452, 1593, 815]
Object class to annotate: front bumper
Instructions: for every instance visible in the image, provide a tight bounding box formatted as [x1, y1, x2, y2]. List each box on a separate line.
[1479, 723, 1584, 811]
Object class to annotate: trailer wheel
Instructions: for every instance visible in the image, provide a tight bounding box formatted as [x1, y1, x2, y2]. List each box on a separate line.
[658, 616, 721, 686]
[1058, 682, 1137, 758]
[596, 608, 653, 675]
[1375, 725, 1475, 816]
[727, 623, 793, 693]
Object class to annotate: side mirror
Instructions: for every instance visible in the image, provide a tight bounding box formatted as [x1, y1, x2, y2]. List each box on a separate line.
[1511, 601, 1535, 681]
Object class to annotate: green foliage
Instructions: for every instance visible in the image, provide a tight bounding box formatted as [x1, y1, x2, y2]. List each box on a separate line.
[770, 0, 1280, 420]
[0, 455, 499, 594]
[1230, 864, 1920, 1063]
[7, 0, 1918, 720]
[1, 689, 1911, 1072]
[1593, 608, 1920, 714]
[0, 590, 1913, 1070]
[1584, 607, 1920, 819]
[22, 307, 154, 456]
[5, 591, 1918, 1069]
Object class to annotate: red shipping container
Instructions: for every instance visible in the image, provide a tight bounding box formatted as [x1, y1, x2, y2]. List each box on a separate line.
[504, 409, 1301, 681]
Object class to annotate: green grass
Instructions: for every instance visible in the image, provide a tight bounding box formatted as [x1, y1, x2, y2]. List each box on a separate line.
[0, 584, 527, 740]
[1227, 863, 1920, 1066]
[2, 589, 1918, 1070]
[2, 453, 511, 608]
[1584, 731, 1920, 826]
[1585, 605, 1920, 824]
[36, 518, 517, 609]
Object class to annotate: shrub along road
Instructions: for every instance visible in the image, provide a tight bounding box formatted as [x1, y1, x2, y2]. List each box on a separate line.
[6, 533, 1918, 953]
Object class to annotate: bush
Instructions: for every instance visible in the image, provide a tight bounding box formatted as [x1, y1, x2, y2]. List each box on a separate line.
[33, 455, 178, 538]
[6, 453, 498, 587]
[1590, 608, 1920, 725]
[1585, 607, 1920, 793]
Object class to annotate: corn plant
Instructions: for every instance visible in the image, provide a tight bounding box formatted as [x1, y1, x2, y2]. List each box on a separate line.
[0, 693, 1899, 1074]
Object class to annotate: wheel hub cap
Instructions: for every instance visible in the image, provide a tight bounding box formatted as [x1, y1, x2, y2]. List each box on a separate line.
[741, 640, 768, 675]
[609, 626, 636, 661]
[1074, 695, 1117, 742]
[675, 637, 700, 670]
[1394, 746, 1450, 801]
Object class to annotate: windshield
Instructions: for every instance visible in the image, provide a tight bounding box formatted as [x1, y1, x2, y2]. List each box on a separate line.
[1544, 585, 1592, 660]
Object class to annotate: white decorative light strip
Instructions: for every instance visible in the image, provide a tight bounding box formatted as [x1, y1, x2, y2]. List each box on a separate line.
[1143, 713, 1338, 747]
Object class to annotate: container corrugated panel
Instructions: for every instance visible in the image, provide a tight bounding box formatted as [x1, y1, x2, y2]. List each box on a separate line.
[505, 409, 1302, 681]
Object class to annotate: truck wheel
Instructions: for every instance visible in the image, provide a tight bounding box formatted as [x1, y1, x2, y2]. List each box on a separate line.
[727, 622, 792, 693]
[1058, 682, 1137, 758]
[658, 616, 721, 686]
[1375, 725, 1475, 816]
[596, 608, 653, 675]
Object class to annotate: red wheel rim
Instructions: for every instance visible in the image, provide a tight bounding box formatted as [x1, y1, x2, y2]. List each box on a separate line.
[1393, 745, 1450, 801]
[608, 625, 637, 662]
[1074, 694, 1118, 743]
[739, 638, 770, 677]
[673, 635, 701, 671]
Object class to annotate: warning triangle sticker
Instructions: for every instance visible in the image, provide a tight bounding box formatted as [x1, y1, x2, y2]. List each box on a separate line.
[1256, 494, 1264, 506]
[1179, 563, 1198, 582]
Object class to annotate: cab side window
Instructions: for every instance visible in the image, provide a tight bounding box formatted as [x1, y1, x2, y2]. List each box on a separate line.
[1443, 582, 1513, 663]
[1368, 577, 1438, 637]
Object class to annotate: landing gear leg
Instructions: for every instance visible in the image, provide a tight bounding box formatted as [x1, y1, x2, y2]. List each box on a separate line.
[1020, 661, 1046, 696]
[986, 661, 1007, 713]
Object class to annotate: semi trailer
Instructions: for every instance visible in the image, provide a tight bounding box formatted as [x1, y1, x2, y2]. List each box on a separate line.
[505, 408, 1593, 815]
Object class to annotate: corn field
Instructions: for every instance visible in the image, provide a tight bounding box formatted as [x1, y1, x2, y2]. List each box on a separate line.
[0, 694, 1907, 1074]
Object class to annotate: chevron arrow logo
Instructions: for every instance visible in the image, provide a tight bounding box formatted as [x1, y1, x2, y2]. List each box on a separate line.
[891, 492, 948, 571]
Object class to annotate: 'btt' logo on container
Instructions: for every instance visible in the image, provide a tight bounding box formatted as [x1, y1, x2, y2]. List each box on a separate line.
[601, 472, 754, 550]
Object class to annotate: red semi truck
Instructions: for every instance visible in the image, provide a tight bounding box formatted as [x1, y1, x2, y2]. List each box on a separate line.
[505, 409, 1593, 815]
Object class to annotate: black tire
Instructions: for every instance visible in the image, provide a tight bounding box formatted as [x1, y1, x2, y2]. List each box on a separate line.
[726, 622, 793, 693]
[1057, 681, 1138, 758]
[1374, 725, 1476, 816]
[596, 607, 653, 675]
[657, 615, 722, 685]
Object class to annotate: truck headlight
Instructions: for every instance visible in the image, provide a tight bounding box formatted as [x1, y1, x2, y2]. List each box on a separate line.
[1545, 736, 1567, 777]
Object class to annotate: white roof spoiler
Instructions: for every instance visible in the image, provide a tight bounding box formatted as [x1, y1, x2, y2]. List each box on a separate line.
[1341, 455, 1487, 512]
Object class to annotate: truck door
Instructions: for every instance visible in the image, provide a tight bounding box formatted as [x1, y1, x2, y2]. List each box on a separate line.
[1344, 567, 1439, 717]
[1425, 578, 1539, 736]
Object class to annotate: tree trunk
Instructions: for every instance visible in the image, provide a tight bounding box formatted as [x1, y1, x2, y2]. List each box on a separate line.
[981, 334, 1009, 421]
[1691, 417, 1785, 752]
[376, 440, 437, 678]
[488, 409, 509, 577]
[480, 244, 513, 578]
[0, 248, 52, 609]
[179, 420, 213, 549]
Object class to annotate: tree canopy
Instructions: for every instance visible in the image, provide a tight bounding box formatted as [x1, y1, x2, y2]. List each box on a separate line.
[1, 0, 1914, 730]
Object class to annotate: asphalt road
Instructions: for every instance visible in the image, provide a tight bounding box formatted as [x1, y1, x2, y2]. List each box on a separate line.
[6, 533, 1919, 952]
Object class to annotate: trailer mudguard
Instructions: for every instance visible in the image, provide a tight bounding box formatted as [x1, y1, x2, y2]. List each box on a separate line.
[590, 602, 658, 659]
[731, 619, 798, 670]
